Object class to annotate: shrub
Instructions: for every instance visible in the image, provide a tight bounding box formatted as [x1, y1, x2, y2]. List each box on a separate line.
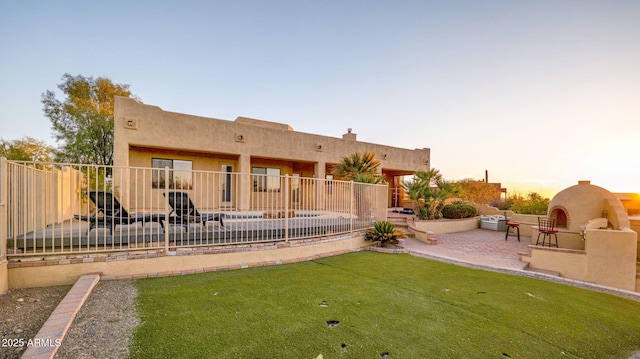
[365, 221, 406, 246]
[503, 192, 549, 215]
[441, 202, 477, 219]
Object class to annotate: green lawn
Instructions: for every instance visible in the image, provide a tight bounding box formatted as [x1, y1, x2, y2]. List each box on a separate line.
[130, 252, 640, 358]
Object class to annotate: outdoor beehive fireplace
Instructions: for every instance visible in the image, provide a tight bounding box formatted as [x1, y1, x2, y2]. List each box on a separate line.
[549, 206, 569, 228]
[547, 180, 630, 233]
[524, 180, 638, 292]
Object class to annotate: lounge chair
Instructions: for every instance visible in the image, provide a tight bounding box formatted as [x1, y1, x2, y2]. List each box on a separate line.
[75, 191, 165, 234]
[164, 191, 224, 230]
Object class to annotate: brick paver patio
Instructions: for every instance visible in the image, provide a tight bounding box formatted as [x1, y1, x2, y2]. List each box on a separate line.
[402, 228, 531, 270]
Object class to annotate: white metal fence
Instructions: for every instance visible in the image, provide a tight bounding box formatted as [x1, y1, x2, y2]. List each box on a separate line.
[1, 159, 388, 256]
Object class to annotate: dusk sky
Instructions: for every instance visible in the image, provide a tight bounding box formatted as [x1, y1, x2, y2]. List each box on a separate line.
[1, 1, 639, 197]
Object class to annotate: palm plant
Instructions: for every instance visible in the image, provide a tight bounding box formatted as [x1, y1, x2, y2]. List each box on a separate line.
[402, 169, 457, 220]
[352, 173, 382, 184]
[331, 152, 382, 183]
[332, 152, 384, 222]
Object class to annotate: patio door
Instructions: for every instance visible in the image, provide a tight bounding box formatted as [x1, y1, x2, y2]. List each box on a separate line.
[221, 165, 233, 205]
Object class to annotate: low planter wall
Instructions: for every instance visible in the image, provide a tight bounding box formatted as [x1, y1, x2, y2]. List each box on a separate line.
[7, 233, 369, 289]
[412, 217, 480, 234]
[475, 204, 540, 237]
[406, 220, 437, 244]
[366, 246, 409, 254]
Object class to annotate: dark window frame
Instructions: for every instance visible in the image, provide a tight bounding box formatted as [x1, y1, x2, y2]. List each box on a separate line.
[252, 167, 281, 192]
[152, 158, 193, 190]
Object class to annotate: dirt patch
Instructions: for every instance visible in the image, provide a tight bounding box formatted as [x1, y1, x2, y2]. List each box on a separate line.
[54, 280, 138, 359]
[0, 285, 70, 359]
[1, 280, 138, 359]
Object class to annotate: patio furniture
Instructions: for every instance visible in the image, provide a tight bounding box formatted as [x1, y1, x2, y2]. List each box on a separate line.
[480, 215, 506, 231]
[164, 191, 224, 231]
[536, 217, 558, 247]
[74, 191, 165, 234]
[504, 212, 520, 242]
[398, 208, 414, 215]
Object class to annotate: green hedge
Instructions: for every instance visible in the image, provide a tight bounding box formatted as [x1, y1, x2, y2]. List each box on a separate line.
[442, 202, 477, 219]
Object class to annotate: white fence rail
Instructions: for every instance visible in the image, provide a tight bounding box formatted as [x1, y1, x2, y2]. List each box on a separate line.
[1, 160, 387, 256]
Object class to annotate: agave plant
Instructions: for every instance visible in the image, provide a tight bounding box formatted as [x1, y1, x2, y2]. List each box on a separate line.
[365, 220, 406, 246]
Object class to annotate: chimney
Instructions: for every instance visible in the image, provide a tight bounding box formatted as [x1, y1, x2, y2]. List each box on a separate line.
[342, 128, 357, 141]
[485, 170, 488, 183]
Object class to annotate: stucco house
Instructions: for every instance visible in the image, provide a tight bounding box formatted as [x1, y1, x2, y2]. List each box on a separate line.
[113, 96, 430, 210]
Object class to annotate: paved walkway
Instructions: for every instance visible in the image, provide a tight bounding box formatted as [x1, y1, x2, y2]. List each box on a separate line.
[401, 228, 532, 270]
[21, 274, 100, 359]
[393, 223, 640, 303]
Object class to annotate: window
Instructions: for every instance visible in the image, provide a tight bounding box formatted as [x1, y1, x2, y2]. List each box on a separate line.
[252, 167, 281, 192]
[152, 159, 193, 189]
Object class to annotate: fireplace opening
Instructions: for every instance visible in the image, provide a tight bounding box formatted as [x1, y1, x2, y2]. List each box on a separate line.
[550, 207, 568, 228]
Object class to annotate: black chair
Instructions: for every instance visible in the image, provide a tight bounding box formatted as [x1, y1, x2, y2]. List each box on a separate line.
[164, 191, 224, 231]
[536, 217, 558, 247]
[75, 191, 165, 234]
[504, 212, 520, 242]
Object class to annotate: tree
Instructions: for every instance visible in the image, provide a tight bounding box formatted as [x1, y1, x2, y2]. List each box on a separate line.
[456, 178, 501, 205]
[0, 136, 54, 162]
[331, 152, 382, 183]
[507, 192, 549, 215]
[402, 169, 458, 220]
[41, 74, 137, 165]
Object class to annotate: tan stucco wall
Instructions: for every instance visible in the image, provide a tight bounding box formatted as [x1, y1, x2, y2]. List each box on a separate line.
[0, 198, 7, 294]
[114, 97, 430, 209]
[125, 147, 240, 210]
[413, 217, 480, 234]
[632, 219, 640, 259]
[584, 229, 637, 291]
[528, 247, 587, 280]
[113, 96, 430, 183]
[129, 146, 239, 172]
[618, 194, 640, 216]
[0, 260, 7, 295]
[8, 235, 369, 288]
[530, 228, 585, 250]
[525, 228, 638, 292]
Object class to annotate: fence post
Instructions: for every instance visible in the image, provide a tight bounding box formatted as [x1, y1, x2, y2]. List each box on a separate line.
[350, 181, 354, 234]
[164, 166, 170, 252]
[284, 174, 289, 242]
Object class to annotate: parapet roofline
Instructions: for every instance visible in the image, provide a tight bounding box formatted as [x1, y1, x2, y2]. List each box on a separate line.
[235, 116, 293, 131]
